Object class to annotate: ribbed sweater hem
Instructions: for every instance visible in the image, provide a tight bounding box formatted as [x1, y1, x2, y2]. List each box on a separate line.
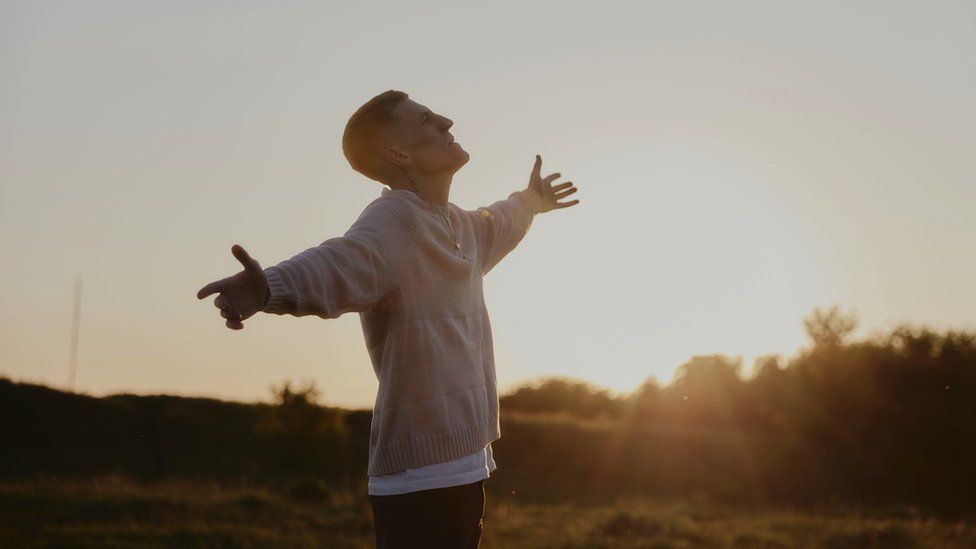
[368, 417, 499, 476]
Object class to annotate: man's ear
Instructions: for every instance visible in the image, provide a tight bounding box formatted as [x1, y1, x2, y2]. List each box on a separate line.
[384, 145, 410, 168]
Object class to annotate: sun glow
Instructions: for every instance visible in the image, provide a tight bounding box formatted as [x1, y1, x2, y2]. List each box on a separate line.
[492, 145, 830, 396]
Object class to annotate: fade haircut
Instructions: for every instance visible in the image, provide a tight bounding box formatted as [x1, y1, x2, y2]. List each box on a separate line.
[342, 90, 409, 184]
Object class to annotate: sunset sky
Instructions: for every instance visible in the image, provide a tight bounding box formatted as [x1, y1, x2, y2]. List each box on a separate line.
[1, 1, 973, 408]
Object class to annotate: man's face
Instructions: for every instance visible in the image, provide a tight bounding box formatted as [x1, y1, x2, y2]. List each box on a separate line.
[386, 98, 470, 176]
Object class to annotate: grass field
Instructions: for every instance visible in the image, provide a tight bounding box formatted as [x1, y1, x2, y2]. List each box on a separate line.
[1, 477, 973, 548]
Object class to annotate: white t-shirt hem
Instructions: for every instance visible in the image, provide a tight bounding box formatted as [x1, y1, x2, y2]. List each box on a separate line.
[368, 444, 496, 496]
[367, 466, 494, 496]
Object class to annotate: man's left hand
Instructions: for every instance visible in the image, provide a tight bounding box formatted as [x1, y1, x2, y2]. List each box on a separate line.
[524, 154, 580, 213]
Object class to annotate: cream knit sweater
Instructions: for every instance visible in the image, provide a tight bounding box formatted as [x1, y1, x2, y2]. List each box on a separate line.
[262, 186, 541, 475]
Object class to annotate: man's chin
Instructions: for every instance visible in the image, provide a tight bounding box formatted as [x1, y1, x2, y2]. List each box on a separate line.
[451, 150, 471, 172]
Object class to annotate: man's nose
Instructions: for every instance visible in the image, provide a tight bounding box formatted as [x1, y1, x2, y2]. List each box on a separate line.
[438, 116, 453, 130]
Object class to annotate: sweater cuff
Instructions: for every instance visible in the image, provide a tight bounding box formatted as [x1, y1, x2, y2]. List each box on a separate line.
[262, 266, 292, 315]
[511, 189, 544, 216]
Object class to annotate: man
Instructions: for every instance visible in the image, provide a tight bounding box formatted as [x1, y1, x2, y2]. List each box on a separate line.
[196, 90, 579, 548]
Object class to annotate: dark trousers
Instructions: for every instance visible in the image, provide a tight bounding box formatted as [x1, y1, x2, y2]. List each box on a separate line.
[369, 479, 486, 549]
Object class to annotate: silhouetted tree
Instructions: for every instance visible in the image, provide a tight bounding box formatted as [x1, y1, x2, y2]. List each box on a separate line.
[802, 305, 858, 349]
[500, 377, 623, 419]
[253, 380, 348, 474]
[664, 354, 745, 427]
[625, 377, 663, 423]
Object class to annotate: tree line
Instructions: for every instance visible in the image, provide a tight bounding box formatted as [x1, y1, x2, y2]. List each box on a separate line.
[2, 305, 974, 515]
[497, 306, 976, 514]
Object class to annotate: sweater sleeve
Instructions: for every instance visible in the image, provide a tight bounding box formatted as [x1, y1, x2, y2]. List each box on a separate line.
[261, 202, 412, 319]
[466, 190, 542, 274]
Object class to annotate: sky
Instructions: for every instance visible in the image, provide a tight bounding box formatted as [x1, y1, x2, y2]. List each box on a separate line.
[1, 0, 974, 408]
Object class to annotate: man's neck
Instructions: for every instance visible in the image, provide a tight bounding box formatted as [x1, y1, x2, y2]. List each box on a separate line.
[390, 172, 453, 207]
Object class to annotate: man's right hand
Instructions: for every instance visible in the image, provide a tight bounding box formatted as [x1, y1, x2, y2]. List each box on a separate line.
[196, 244, 269, 330]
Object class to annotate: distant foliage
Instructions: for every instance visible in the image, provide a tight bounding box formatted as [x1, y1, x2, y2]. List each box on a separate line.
[495, 305, 976, 514]
[251, 380, 352, 477]
[802, 305, 858, 349]
[4, 305, 976, 515]
[254, 380, 346, 439]
[0, 377, 368, 483]
[500, 378, 623, 420]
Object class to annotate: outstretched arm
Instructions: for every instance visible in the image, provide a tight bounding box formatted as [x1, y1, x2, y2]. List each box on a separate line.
[197, 204, 410, 329]
[471, 154, 580, 273]
[260, 226, 403, 320]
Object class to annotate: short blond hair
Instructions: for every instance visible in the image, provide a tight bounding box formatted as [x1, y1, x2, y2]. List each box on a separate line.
[341, 90, 409, 183]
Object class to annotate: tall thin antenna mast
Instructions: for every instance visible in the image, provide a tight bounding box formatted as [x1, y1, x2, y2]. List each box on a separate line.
[69, 273, 82, 390]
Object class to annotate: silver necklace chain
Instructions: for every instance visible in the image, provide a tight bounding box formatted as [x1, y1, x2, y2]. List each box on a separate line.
[405, 170, 460, 250]
[432, 204, 460, 250]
